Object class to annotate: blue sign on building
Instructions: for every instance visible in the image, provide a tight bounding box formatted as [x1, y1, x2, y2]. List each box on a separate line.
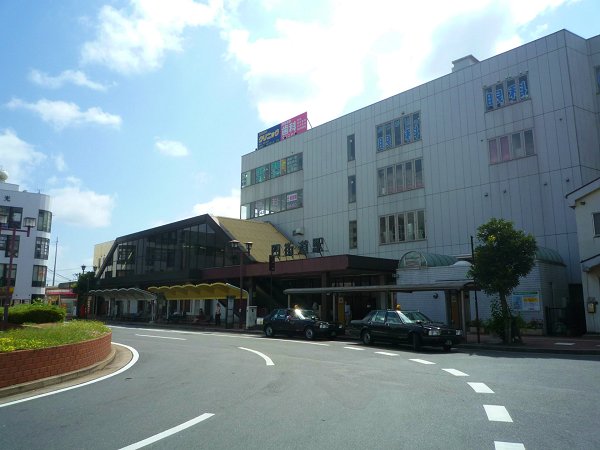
[257, 124, 281, 150]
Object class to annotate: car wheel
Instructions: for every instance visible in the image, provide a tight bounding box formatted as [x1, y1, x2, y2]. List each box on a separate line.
[411, 333, 422, 351]
[361, 330, 373, 345]
[304, 327, 315, 340]
[264, 325, 275, 338]
[443, 344, 452, 352]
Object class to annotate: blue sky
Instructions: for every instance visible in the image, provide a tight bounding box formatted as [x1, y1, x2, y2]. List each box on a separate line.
[0, 0, 598, 284]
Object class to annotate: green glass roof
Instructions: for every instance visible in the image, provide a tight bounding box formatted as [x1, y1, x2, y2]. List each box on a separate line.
[536, 247, 565, 266]
[399, 251, 458, 268]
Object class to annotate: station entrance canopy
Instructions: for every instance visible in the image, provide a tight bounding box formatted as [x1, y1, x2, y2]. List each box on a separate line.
[283, 280, 476, 296]
[148, 282, 248, 300]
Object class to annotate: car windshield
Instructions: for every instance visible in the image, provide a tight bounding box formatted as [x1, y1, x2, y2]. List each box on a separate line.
[400, 311, 433, 323]
[295, 309, 319, 320]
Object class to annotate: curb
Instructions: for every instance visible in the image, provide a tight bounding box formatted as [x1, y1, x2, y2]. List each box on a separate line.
[0, 344, 118, 399]
[457, 343, 600, 356]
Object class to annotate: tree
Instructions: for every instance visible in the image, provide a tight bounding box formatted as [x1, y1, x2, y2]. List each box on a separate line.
[468, 218, 537, 343]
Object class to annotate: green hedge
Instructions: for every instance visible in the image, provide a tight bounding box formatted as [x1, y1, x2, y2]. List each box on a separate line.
[8, 304, 66, 324]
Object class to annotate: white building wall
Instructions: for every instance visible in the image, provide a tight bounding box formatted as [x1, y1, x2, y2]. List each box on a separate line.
[241, 29, 600, 286]
[0, 181, 52, 302]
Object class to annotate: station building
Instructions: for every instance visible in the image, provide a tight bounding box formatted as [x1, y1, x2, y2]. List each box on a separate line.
[93, 29, 600, 334]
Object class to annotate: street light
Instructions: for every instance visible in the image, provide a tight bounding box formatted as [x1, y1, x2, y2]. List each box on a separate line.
[0, 213, 36, 330]
[229, 239, 252, 329]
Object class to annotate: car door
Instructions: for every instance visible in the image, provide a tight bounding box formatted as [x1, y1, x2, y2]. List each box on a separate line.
[385, 311, 406, 342]
[369, 310, 388, 340]
[270, 309, 288, 333]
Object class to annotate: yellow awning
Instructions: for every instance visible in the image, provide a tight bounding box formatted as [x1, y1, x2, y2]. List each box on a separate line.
[147, 282, 248, 300]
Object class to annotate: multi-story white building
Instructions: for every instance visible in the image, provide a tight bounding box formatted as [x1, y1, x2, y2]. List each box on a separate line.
[0, 172, 52, 303]
[241, 30, 600, 331]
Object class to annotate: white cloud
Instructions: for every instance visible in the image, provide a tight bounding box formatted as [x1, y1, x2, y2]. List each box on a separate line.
[6, 98, 122, 130]
[192, 188, 240, 218]
[219, 0, 571, 126]
[155, 138, 189, 157]
[29, 69, 109, 91]
[0, 129, 46, 184]
[81, 0, 223, 74]
[52, 153, 68, 172]
[48, 178, 115, 227]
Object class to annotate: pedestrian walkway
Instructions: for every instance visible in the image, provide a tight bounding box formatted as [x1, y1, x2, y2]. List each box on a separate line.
[459, 332, 600, 355]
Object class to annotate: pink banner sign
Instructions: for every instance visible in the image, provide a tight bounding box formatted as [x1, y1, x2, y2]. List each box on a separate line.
[281, 112, 308, 140]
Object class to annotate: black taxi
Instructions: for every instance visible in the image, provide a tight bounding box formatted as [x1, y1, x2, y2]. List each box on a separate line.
[263, 308, 344, 340]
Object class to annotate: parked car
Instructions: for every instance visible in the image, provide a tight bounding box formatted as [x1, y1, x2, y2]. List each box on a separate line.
[347, 309, 463, 351]
[263, 308, 345, 340]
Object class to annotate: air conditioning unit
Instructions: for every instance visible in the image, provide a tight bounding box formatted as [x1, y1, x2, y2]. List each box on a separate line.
[293, 227, 304, 236]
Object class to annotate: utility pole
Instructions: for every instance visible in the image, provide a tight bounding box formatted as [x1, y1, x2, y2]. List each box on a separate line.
[51, 236, 58, 286]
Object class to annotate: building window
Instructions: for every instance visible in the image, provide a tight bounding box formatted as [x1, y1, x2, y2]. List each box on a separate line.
[3, 235, 19, 257]
[376, 112, 421, 152]
[37, 210, 52, 232]
[0, 263, 16, 287]
[377, 158, 424, 196]
[241, 189, 304, 219]
[35, 237, 50, 259]
[349, 220, 357, 249]
[348, 175, 356, 203]
[0, 206, 23, 228]
[347, 134, 355, 161]
[488, 130, 534, 165]
[241, 153, 303, 189]
[484, 73, 529, 112]
[117, 245, 136, 264]
[32, 265, 47, 287]
[379, 210, 426, 244]
[593, 213, 600, 236]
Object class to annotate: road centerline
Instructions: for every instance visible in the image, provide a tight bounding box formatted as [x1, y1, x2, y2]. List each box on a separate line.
[238, 347, 275, 366]
[442, 368, 469, 377]
[483, 405, 513, 422]
[467, 382, 494, 393]
[409, 358, 436, 365]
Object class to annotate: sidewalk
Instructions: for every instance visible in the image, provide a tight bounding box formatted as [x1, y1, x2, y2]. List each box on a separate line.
[458, 332, 600, 355]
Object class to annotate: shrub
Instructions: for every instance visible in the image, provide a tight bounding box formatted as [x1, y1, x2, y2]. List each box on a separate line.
[8, 304, 66, 324]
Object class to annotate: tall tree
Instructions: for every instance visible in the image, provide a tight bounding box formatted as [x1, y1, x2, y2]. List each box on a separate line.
[468, 218, 537, 343]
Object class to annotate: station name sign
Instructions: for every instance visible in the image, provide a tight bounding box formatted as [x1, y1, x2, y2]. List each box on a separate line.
[257, 112, 308, 150]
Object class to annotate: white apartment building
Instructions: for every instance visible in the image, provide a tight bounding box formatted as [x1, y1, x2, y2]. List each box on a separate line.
[0, 173, 52, 303]
[240, 30, 600, 331]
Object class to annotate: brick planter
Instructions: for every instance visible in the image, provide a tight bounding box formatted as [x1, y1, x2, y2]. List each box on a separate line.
[0, 332, 112, 389]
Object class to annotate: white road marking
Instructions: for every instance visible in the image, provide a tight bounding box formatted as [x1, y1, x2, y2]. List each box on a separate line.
[344, 346, 365, 350]
[0, 342, 139, 408]
[119, 413, 214, 450]
[467, 382, 494, 393]
[484, 405, 513, 422]
[494, 441, 525, 449]
[375, 351, 398, 356]
[409, 358, 436, 365]
[442, 368, 469, 377]
[554, 342, 575, 346]
[135, 334, 186, 340]
[238, 347, 274, 366]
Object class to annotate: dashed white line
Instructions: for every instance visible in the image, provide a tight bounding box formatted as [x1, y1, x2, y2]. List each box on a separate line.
[375, 351, 398, 356]
[343, 346, 365, 351]
[135, 334, 186, 340]
[483, 405, 513, 422]
[119, 413, 214, 449]
[467, 382, 494, 393]
[238, 347, 274, 366]
[554, 342, 575, 346]
[494, 441, 525, 449]
[442, 368, 469, 377]
[409, 358, 436, 365]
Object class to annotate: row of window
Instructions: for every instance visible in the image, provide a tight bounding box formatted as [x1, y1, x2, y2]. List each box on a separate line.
[0, 207, 52, 232]
[241, 153, 303, 188]
[376, 112, 421, 152]
[488, 129, 534, 164]
[0, 236, 50, 260]
[0, 263, 47, 288]
[379, 210, 426, 244]
[484, 73, 529, 111]
[377, 158, 423, 196]
[241, 189, 303, 219]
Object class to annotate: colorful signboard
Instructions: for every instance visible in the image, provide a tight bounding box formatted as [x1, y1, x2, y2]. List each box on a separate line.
[511, 291, 540, 311]
[281, 112, 308, 140]
[257, 112, 308, 150]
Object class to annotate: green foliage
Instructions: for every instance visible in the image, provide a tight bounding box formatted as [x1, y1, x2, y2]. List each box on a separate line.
[0, 320, 110, 352]
[468, 218, 537, 302]
[8, 304, 66, 324]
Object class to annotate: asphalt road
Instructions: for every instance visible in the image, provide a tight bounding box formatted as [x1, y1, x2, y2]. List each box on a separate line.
[1, 326, 599, 450]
